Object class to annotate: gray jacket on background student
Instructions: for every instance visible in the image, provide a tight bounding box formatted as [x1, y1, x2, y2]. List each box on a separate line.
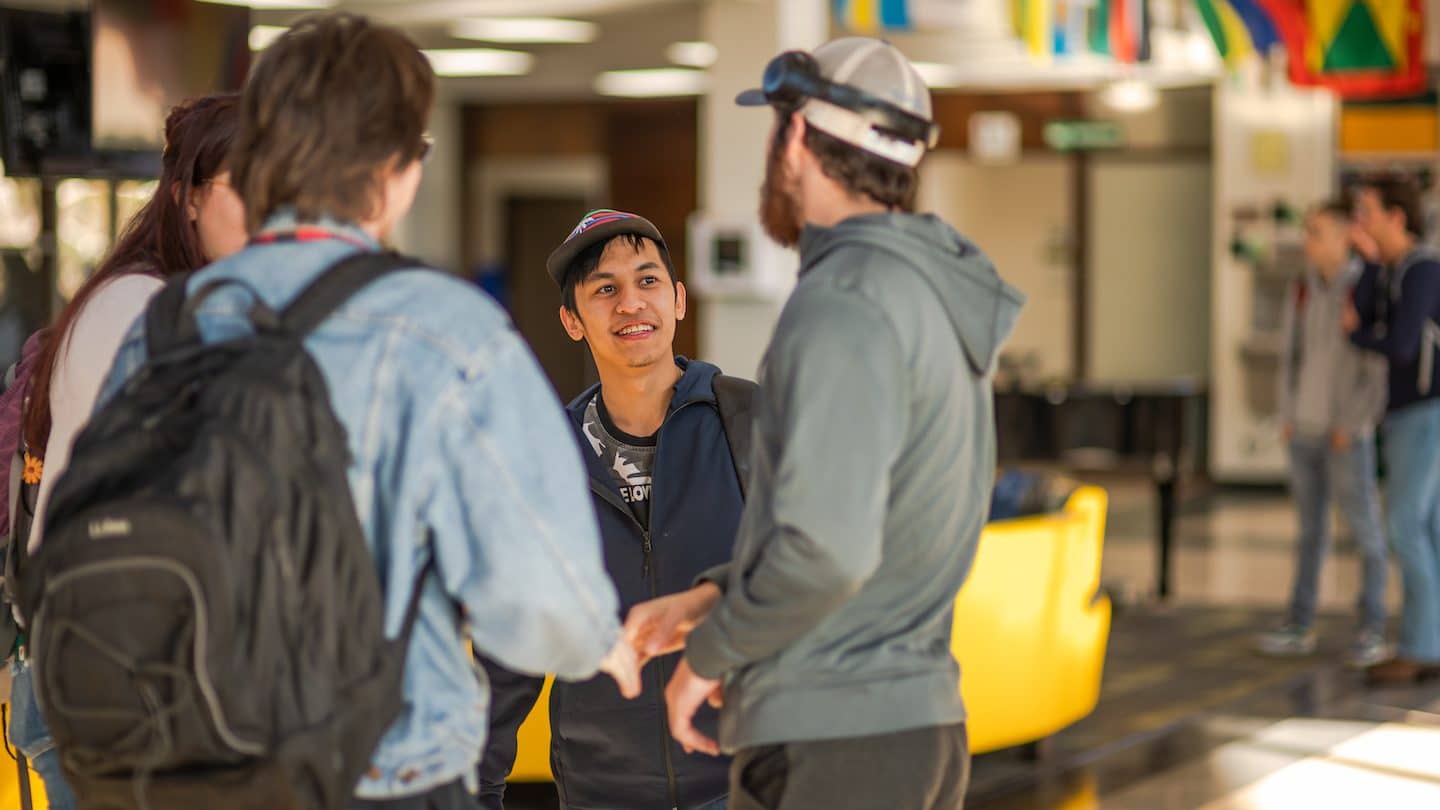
[685, 212, 1024, 750]
[1278, 259, 1388, 437]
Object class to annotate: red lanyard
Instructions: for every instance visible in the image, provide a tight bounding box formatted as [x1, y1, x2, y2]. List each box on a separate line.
[251, 225, 373, 250]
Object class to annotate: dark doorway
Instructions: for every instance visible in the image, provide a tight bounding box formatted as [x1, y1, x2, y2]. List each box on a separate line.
[505, 195, 598, 403]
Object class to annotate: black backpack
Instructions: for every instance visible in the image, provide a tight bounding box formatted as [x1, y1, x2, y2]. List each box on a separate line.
[19, 252, 433, 810]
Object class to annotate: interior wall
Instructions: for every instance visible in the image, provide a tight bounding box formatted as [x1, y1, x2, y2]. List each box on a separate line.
[918, 153, 1076, 381]
[462, 100, 700, 362]
[1087, 158, 1212, 383]
[392, 95, 462, 271]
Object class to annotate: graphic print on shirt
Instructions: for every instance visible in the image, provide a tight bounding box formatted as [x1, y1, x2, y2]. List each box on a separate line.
[583, 394, 656, 529]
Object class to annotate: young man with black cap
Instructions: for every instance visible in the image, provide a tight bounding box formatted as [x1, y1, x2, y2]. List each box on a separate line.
[478, 210, 753, 810]
[625, 38, 1025, 809]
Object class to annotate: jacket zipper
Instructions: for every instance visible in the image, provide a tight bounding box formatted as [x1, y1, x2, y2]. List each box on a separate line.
[648, 536, 680, 810]
[584, 491, 681, 810]
[587, 400, 711, 810]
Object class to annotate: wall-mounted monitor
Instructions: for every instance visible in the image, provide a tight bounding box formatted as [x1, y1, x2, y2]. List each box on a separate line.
[0, 8, 91, 175]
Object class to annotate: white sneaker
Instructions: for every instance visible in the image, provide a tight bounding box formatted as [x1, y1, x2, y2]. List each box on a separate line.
[1345, 630, 1390, 669]
[1256, 624, 1317, 657]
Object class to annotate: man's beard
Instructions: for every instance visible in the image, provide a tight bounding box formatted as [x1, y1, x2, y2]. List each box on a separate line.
[760, 140, 802, 248]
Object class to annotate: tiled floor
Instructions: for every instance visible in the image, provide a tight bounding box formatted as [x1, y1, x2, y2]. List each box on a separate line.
[969, 479, 1440, 810]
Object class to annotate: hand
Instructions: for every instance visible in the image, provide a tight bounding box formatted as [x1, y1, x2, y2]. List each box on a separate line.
[1340, 300, 1360, 335]
[1331, 430, 1352, 453]
[623, 583, 722, 665]
[1282, 423, 1294, 442]
[665, 657, 723, 756]
[598, 637, 642, 699]
[1350, 225, 1380, 263]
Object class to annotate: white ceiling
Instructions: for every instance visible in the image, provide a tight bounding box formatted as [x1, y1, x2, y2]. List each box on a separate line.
[266, 0, 705, 101]
[12, 0, 1218, 99]
[10, 0, 704, 100]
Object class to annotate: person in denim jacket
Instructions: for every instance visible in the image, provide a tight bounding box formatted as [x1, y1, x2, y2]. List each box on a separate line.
[95, 14, 638, 809]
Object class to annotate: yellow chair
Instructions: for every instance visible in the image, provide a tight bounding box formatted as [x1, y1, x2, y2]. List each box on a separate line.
[0, 702, 50, 809]
[509, 486, 1111, 780]
[953, 485, 1111, 754]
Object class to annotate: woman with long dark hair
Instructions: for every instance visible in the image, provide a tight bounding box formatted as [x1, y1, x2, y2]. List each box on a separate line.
[8, 93, 244, 809]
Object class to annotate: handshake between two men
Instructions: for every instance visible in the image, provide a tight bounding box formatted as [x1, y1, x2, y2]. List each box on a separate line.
[595, 582, 726, 756]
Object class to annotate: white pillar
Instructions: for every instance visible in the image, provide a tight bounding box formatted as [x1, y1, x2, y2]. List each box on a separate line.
[696, 0, 827, 377]
[393, 90, 462, 272]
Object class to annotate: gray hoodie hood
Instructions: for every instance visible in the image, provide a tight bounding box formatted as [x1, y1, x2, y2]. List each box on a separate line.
[798, 212, 1026, 376]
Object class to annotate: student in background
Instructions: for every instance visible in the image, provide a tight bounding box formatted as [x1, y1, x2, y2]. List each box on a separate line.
[1258, 200, 1389, 669]
[1344, 176, 1440, 685]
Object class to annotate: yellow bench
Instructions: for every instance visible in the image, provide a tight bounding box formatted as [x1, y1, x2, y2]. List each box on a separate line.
[509, 485, 1112, 779]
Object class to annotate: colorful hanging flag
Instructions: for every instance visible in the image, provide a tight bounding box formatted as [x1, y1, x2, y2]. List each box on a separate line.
[1228, 0, 1284, 53]
[1089, 0, 1112, 54]
[1055, 0, 1096, 56]
[1196, 0, 1260, 66]
[1013, 0, 1054, 57]
[1110, 0, 1139, 61]
[1263, 0, 1427, 98]
[834, 0, 910, 32]
[836, 0, 1000, 32]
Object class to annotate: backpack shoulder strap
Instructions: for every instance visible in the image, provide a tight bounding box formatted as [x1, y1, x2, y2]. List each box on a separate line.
[144, 274, 193, 357]
[712, 374, 758, 500]
[280, 251, 427, 337]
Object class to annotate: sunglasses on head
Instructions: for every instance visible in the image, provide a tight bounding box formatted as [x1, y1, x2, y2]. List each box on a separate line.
[761, 51, 939, 148]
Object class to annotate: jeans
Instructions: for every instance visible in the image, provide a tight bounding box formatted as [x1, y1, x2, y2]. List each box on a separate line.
[8, 659, 76, 810]
[1382, 399, 1440, 663]
[1286, 435, 1389, 632]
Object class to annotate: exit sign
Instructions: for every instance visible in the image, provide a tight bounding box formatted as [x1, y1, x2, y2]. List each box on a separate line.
[1044, 120, 1125, 151]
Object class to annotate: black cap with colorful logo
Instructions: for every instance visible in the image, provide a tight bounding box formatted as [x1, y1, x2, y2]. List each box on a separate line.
[546, 209, 671, 287]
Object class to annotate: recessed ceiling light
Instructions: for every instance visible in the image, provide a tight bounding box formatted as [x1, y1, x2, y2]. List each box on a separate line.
[666, 41, 718, 69]
[1099, 79, 1159, 112]
[198, 0, 336, 9]
[595, 68, 707, 98]
[249, 25, 288, 51]
[422, 48, 535, 77]
[452, 17, 597, 44]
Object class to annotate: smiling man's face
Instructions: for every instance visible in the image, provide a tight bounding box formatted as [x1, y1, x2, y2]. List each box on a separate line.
[560, 236, 685, 371]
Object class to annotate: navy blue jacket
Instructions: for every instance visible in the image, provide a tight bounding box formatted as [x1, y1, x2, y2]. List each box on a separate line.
[479, 358, 742, 810]
[1352, 249, 1440, 413]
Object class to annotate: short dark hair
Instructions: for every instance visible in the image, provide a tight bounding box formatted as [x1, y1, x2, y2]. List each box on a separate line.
[1359, 175, 1425, 239]
[1310, 198, 1352, 224]
[231, 12, 435, 231]
[561, 234, 676, 314]
[775, 109, 921, 212]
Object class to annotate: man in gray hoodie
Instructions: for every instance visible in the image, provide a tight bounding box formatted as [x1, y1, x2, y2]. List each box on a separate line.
[1257, 200, 1390, 668]
[623, 38, 1024, 809]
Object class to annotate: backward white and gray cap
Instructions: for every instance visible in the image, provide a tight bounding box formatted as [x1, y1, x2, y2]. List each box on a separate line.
[740, 37, 935, 167]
